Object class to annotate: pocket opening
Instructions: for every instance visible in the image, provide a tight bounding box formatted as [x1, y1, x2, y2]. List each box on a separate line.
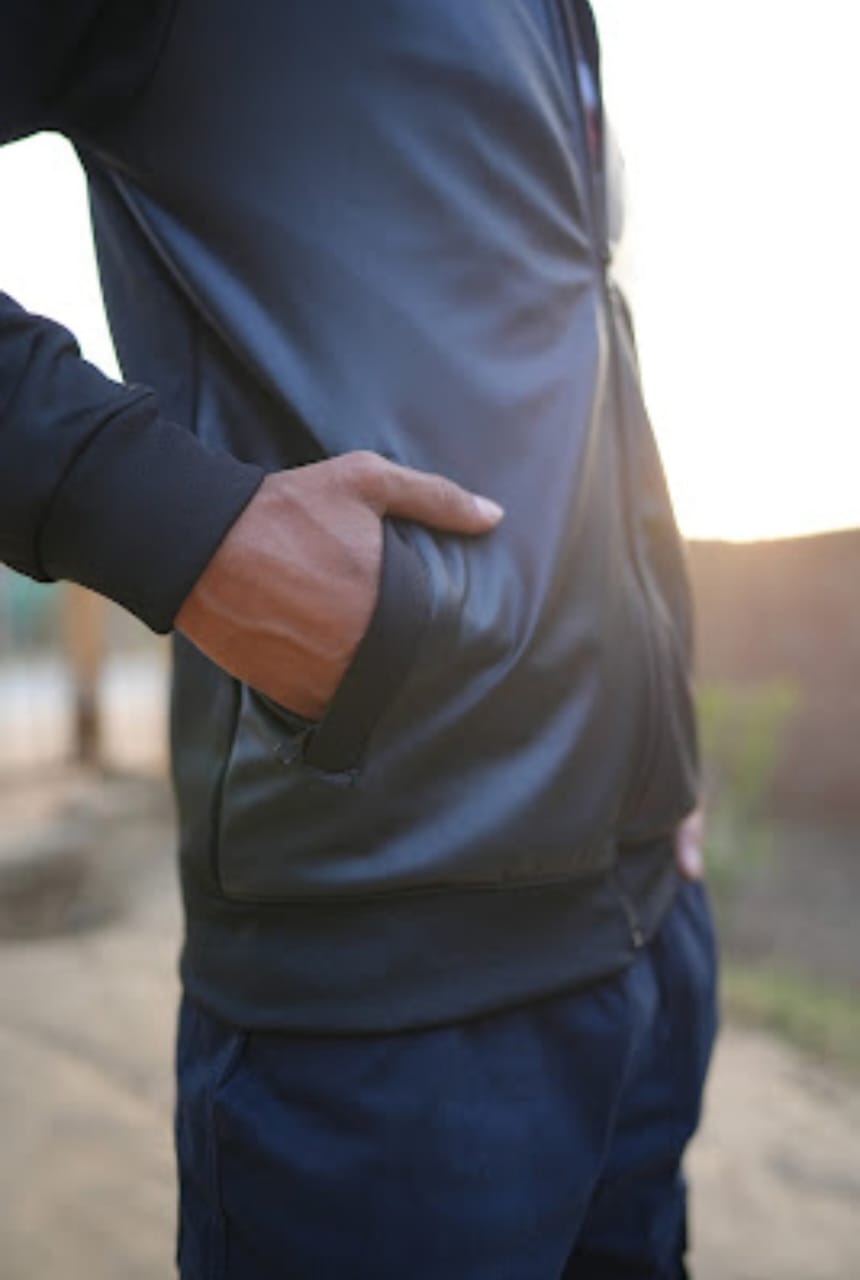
[301, 519, 432, 773]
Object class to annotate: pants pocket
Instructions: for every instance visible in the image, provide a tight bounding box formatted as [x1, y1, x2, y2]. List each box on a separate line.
[175, 998, 249, 1280]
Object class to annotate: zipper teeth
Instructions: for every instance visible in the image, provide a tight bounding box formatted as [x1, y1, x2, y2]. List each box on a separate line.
[557, 0, 608, 265]
[558, 2, 665, 834]
[617, 590, 661, 825]
[613, 872, 647, 949]
[606, 326, 665, 832]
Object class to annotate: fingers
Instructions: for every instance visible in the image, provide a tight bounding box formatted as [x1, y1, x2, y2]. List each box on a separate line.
[344, 452, 503, 534]
[675, 808, 705, 881]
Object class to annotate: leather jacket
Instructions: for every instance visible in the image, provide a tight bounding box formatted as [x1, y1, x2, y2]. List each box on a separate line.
[1, 0, 697, 1030]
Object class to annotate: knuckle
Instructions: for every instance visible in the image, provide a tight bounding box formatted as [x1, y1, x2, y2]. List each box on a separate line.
[343, 449, 384, 491]
[432, 475, 464, 514]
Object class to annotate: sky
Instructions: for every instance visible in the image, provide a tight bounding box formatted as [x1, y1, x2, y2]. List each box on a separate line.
[1, 0, 858, 543]
[595, 0, 860, 539]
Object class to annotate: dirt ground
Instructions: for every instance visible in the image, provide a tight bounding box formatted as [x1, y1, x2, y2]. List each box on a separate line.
[0, 773, 857, 1279]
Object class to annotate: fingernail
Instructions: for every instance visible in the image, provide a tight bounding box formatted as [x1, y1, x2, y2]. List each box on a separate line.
[474, 496, 505, 522]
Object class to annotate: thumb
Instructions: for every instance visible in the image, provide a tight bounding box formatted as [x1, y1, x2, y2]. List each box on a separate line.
[356, 455, 504, 535]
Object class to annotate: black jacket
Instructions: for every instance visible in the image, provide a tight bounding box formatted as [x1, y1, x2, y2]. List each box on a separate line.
[1, 0, 698, 1031]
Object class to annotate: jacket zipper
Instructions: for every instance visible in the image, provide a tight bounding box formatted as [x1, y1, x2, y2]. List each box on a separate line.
[558, 0, 650, 949]
[556, 0, 609, 267]
[613, 870, 647, 949]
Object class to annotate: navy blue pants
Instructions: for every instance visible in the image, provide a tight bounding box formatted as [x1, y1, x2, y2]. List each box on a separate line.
[175, 881, 718, 1279]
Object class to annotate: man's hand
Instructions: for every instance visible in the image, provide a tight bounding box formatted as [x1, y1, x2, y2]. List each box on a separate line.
[175, 451, 503, 720]
[674, 807, 705, 881]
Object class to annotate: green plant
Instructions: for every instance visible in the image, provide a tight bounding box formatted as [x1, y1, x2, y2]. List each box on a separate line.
[722, 963, 860, 1078]
[695, 681, 798, 899]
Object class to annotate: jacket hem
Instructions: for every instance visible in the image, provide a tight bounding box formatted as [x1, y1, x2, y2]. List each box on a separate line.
[179, 837, 680, 1034]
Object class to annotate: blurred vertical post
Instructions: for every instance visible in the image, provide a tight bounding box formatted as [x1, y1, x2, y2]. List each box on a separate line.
[62, 585, 107, 767]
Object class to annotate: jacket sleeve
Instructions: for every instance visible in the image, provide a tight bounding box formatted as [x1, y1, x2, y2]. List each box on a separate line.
[0, 0, 175, 145]
[0, 2, 265, 632]
[0, 297, 264, 632]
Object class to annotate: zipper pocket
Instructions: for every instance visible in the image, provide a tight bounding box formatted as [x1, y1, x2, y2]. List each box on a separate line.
[616, 579, 661, 828]
[617, 584, 700, 841]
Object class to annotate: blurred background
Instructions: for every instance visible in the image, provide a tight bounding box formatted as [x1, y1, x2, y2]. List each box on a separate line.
[0, 2, 857, 1277]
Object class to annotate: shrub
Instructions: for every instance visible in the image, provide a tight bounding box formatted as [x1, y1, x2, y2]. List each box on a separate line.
[696, 680, 799, 899]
